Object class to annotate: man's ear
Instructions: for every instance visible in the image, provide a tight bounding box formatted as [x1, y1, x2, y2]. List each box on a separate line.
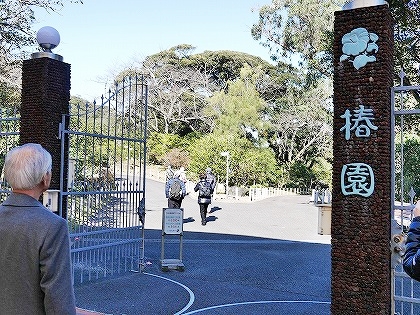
[42, 172, 52, 188]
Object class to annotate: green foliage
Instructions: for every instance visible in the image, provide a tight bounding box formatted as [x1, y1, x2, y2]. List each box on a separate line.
[388, 0, 420, 86]
[188, 133, 281, 187]
[187, 133, 230, 179]
[0, 89, 20, 172]
[286, 158, 332, 189]
[0, 82, 20, 110]
[395, 135, 420, 202]
[0, 1, 83, 86]
[252, 0, 420, 87]
[251, 0, 341, 80]
[207, 64, 268, 139]
[238, 146, 281, 186]
[147, 132, 189, 165]
[288, 162, 314, 188]
[310, 158, 332, 188]
[190, 50, 272, 88]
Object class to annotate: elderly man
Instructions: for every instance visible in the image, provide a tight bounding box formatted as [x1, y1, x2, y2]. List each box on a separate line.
[0, 143, 76, 314]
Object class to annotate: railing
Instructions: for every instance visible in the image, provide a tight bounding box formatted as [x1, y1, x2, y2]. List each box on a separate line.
[312, 189, 332, 205]
[146, 164, 313, 201]
[249, 187, 311, 201]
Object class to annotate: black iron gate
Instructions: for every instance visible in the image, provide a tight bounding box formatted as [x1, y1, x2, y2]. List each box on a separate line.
[392, 72, 420, 314]
[60, 76, 148, 283]
[0, 106, 20, 201]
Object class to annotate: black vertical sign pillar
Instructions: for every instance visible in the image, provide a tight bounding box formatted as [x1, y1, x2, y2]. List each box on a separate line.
[332, 3, 393, 314]
[20, 57, 70, 218]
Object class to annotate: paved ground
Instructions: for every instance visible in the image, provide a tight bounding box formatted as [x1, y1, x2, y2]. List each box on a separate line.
[75, 179, 331, 315]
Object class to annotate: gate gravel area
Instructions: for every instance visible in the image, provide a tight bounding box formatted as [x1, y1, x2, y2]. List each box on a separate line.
[75, 179, 331, 315]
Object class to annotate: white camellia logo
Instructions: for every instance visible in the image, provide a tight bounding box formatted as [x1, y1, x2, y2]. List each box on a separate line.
[340, 27, 379, 70]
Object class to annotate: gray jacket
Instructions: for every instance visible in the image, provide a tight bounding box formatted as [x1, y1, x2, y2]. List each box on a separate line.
[0, 193, 76, 315]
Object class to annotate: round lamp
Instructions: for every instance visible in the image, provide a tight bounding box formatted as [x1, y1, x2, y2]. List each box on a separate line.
[31, 26, 63, 61]
[343, 0, 387, 10]
[36, 26, 60, 52]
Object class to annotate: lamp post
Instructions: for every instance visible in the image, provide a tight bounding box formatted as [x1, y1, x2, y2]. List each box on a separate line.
[220, 151, 229, 196]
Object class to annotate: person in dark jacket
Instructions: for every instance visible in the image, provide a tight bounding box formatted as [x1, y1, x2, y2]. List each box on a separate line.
[205, 167, 216, 194]
[403, 201, 420, 281]
[0, 143, 76, 315]
[194, 173, 212, 225]
[165, 173, 186, 208]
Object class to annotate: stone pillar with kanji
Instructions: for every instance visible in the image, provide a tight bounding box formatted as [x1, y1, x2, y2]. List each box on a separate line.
[332, 2, 393, 314]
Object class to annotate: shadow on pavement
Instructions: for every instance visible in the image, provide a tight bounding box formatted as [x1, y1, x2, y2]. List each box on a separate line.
[74, 228, 331, 315]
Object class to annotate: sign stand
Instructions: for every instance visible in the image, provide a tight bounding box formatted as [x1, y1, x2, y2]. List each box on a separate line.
[160, 208, 185, 271]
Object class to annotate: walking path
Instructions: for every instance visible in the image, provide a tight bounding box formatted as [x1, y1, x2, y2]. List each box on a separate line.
[75, 179, 331, 315]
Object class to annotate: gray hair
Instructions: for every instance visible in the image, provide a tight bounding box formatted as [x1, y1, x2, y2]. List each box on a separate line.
[4, 143, 52, 190]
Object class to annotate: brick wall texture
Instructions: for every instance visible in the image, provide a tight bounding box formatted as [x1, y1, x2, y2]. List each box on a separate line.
[20, 57, 71, 217]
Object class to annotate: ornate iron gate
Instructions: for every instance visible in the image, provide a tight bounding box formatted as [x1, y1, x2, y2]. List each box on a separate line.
[60, 76, 148, 283]
[392, 72, 420, 314]
[0, 106, 20, 200]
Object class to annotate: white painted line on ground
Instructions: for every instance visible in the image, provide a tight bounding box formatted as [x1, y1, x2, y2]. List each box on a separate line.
[180, 300, 331, 314]
[143, 272, 195, 315]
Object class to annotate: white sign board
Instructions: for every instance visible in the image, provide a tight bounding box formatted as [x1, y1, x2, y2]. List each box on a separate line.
[163, 208, 183, 235]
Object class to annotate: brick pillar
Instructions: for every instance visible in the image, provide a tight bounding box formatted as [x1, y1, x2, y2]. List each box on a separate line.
[20, 57, 70, 218]
[332, 4, 394, 315]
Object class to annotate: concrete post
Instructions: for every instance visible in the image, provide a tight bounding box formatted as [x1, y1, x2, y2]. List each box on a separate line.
[332, 3, 393, 314]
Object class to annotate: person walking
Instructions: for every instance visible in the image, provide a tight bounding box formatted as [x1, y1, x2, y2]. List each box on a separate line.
[205, 167, 216, 194]
[178, 166, 187, 183]
[0, 143, 76, 315]
[194, 173, 213, 225]
[165, 172, 186, 208]
[165, 165, 174, 183]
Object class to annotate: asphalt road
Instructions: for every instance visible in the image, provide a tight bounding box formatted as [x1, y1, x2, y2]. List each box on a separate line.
[74, 179, 332, 315]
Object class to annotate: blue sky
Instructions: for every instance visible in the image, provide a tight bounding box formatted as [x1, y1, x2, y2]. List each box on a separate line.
[32, 0, 272, 100]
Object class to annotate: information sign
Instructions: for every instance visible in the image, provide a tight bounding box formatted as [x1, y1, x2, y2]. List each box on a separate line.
[163, 208, 183, 235]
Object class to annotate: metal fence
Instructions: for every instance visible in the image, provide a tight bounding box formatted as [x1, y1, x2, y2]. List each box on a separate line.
[391, 75, 420, 314]
[61, 76, 148, 283]
[0, 106, 20, 201]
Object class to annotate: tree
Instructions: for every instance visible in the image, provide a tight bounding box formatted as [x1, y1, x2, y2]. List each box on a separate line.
[117, 47, 281, 136]
[207, 64, 268, 141]
[187, 64, 282, 187]
[188, 133, 280, 187]
[0, 0, 83, 128]
[389, 0, 420, 86]
[112, 47, 332, 187]
[146, 131, 194, 167]
[0, 0, 83, 61]
[252, 0, 420, 85]
[143, 48, 213, 134]
[251, 0, 340, 83]
[267, 77, 333, 168]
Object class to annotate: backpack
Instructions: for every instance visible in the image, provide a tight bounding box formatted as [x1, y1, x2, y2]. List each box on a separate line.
[199, 181, 212, 198]
[169, 179, 182, 200]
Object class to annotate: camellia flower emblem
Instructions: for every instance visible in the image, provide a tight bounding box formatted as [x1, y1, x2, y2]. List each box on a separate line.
[340, 27, 379, 70]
